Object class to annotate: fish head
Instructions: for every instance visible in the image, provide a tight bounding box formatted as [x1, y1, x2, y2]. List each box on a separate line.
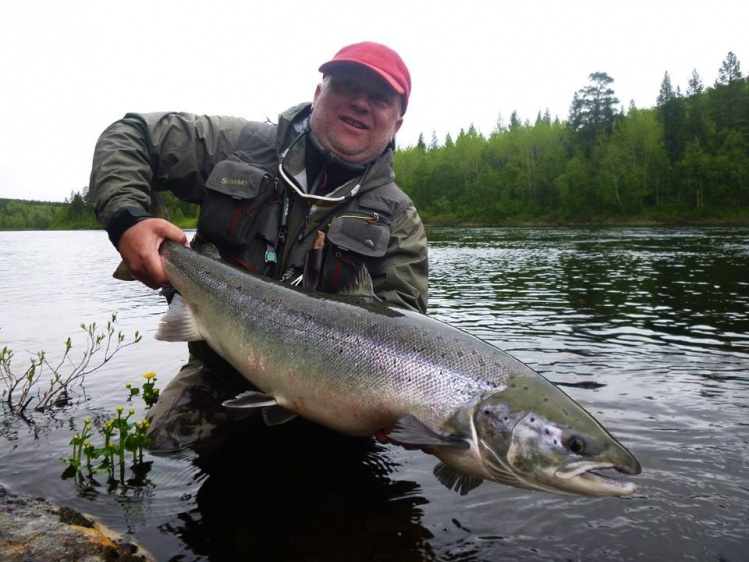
[473, 373, 641, 497]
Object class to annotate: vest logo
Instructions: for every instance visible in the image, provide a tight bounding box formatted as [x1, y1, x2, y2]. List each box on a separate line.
[221, 177, 250, 186]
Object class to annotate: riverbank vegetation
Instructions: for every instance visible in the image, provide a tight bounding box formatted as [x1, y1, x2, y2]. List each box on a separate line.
[2, 52, 747, 229]
[395, 52, 748, 225]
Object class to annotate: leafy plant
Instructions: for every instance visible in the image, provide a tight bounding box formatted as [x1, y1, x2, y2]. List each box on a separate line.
[64, 373, 159, 486]
[0, 313, 142, 415]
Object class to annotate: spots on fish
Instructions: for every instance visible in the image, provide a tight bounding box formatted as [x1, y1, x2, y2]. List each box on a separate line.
[544, 428, 559, 446]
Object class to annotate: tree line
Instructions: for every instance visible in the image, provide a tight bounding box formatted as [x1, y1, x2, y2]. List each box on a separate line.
[2, 51, 747, 230]
[0, 190, 198, 231]
[394, 51, 748, 224]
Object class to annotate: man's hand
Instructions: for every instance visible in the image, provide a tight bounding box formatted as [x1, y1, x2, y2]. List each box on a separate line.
[117, 218, 188, 289]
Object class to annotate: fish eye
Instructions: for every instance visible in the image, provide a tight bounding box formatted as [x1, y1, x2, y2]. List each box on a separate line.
[566, 436, 586, 454]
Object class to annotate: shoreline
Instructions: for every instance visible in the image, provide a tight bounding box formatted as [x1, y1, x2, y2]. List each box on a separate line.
[0, 484, 154, 561]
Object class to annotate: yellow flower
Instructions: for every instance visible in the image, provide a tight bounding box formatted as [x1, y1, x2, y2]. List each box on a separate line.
[142, 372, 156, 381]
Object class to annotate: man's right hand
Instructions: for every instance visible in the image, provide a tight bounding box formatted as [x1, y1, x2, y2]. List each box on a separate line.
[117, 218, 188, 289]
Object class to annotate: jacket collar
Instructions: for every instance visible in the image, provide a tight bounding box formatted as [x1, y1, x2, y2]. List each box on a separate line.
[275, 103, 397, 198]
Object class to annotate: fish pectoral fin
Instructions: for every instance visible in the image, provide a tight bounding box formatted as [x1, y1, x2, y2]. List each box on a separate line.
[154, 293, 203, 342]
[433, 462, 484, 496]
[221, 390, 278, 410]
[389, 414, 470, 449]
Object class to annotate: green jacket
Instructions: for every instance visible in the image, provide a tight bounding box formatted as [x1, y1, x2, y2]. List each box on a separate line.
[90, 103, 428, 314]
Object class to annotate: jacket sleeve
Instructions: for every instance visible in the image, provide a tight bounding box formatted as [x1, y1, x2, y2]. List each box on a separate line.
[88, 112, 247, 247]
[373, 204, 429, 314]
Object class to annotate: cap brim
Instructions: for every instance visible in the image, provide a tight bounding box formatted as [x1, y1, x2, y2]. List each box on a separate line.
[318, 60, 405, 95]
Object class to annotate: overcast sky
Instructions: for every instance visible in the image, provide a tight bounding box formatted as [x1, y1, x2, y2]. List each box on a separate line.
[0, 0, 744, 202]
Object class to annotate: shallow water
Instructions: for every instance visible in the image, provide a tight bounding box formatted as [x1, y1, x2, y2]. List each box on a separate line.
[1, 227, 747, 561]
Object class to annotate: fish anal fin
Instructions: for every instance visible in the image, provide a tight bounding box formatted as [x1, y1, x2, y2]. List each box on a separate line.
[433, 462, 484, 496]
[389, 414, 470, 449]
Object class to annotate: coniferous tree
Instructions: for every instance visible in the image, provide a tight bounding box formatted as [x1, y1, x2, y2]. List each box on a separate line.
[710, 51, 748, 136]
[715, 51, 743, 86]
[657, 71, 686, 165]
[430, 131, 439, 150]
[686, 69, 704, 97]
[657, 71, 676, 106]
[416, 133, 427, 152]
[568, 72, 620, 152]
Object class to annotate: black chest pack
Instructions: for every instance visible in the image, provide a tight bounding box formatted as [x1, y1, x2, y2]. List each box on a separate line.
[195, 150, 403, 295]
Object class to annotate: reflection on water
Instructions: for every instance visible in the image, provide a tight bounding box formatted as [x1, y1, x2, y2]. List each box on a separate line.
[1, 227, 748, 561]
[171, 421, 431, 561]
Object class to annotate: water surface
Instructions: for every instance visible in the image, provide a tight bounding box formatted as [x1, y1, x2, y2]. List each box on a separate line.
[1, 227, 747, 561]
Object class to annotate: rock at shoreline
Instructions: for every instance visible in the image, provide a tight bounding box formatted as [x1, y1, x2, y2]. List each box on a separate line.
[0, 484, 154, 561]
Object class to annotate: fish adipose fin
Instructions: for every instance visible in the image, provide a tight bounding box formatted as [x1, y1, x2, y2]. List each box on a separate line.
[389, 414, 470, 449]
[433, 462, 484, 496]
[221, 390, 298, 426]
[154, 293, 203, 342]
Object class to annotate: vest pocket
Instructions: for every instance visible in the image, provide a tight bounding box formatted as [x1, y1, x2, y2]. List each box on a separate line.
[198, 159, 279, 271]
[317, 212, 391, 292]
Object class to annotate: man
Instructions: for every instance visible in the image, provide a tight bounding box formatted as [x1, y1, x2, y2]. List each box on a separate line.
[89, 41, 428, 451]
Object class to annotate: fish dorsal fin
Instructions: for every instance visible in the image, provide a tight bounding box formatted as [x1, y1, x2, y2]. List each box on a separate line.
[388, 414, 470, 449]
[197, 242, 222, 260]
[154, 293, 203, 342]
[338, 264, 379, 302]
[433, 462, 484, 496]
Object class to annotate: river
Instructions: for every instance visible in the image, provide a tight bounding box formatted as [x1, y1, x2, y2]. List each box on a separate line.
[1, 227, 747, 561]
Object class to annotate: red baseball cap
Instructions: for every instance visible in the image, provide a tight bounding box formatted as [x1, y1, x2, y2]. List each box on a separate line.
[319, 41, 411, 114]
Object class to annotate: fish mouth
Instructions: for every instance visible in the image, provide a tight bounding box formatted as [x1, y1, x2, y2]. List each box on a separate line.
[554, 460, 639, 496]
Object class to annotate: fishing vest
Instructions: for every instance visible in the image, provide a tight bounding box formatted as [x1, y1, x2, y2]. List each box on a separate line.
[194, 121, 414, 296]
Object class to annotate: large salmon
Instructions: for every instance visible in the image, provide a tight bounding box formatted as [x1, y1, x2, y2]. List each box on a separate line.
[155, 240, 641, 496]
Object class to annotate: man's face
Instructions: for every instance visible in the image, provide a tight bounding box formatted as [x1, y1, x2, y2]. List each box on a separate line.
[309, 67, 404, 166]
